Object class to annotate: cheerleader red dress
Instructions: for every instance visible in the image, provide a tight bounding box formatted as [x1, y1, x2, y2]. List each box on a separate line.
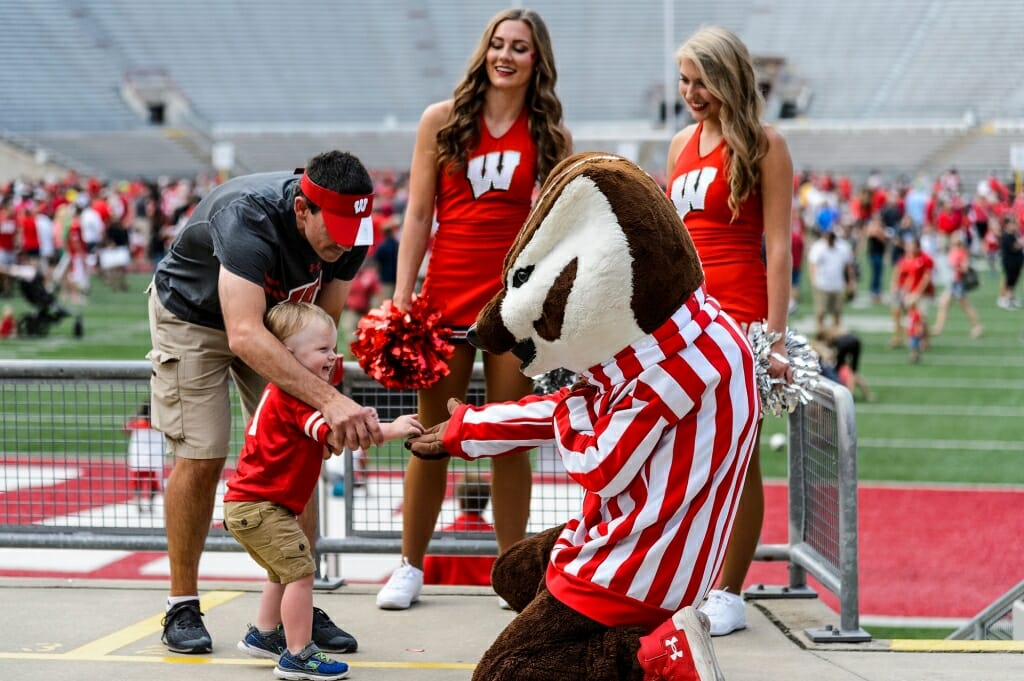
[422, 110, 537, 340]
[667, 122, 766, 326]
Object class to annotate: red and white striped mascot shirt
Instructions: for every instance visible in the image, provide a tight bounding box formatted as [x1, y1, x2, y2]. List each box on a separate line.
[442, 286, 761, 630]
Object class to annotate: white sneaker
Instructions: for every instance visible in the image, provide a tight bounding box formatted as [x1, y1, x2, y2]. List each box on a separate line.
[699, 589, 747, 636]
[376, 557, 423, 610]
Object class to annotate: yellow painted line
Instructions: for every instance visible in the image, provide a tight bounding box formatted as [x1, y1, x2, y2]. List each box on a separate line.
[66, 590, 245, 658]
[889, 639, 1024, 653]
[0, 651, 475, 670]
[3, 587, 476, 670]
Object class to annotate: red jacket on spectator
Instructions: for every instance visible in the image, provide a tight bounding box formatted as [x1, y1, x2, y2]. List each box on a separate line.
[421, 513, 497, 586]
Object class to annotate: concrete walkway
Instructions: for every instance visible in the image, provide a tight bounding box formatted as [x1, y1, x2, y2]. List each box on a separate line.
[1, 578, 1021, 680]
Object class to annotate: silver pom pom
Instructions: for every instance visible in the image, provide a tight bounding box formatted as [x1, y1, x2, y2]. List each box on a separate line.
[747, 322, 820, 417]
[532, 368, 577, 395]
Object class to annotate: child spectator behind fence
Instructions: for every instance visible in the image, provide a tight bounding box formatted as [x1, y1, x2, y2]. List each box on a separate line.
[422, 472, 497, 587]
[906, 299, 925, 364]
[124, 401, 165, 512]
[224, 301, 422, 681]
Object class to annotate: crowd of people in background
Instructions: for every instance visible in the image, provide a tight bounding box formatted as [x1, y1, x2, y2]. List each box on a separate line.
[2, 163, 1023, 351]
[788, 166, 1024, 364]
[0, 169, 405, 340]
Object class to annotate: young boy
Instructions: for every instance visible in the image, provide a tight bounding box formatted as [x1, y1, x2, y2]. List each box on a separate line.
[124, 401, 165, 512]
[224, 301, 422, 681]
[906, 299, 924, 363]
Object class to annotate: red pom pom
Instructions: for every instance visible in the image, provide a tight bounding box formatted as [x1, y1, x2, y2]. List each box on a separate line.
[350, 294, 455, 390]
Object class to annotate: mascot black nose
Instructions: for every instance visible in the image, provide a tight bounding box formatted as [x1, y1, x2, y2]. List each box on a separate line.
[466, 324, 482, 350]
[512, 338, 537, 366]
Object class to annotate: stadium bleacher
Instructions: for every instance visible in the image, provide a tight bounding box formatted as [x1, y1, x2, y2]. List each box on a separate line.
[2, 0, 1024, 183]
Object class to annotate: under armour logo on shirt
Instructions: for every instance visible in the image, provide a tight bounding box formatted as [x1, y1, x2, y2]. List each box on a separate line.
[664, 634, 685, 661]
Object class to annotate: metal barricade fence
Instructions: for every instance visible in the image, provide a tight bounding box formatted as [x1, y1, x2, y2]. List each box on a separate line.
[0, 359, 865, 639]
[781, 379, 869, 642]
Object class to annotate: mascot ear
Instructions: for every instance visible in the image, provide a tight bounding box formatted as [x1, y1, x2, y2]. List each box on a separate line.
[469, 151, 706, 376]
[582, 156, 704, 331]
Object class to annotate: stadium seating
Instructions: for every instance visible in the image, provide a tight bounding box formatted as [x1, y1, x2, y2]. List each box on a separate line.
[2, 0, 1024, 184]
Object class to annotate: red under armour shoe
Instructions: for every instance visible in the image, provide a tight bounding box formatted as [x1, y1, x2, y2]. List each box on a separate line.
[637, 606, 726, 681]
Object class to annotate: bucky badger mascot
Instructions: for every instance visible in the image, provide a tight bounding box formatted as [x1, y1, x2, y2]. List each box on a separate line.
[409, 152, 760, 680]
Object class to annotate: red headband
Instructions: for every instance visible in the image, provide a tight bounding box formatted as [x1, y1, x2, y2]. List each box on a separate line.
[299, 173, 374, 247]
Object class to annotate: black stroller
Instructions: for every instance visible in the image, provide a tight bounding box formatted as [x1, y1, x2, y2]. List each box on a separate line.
[13, 267, 76, 337]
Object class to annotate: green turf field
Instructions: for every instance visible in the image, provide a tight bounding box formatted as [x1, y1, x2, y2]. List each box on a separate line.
[1, 267, 1022, 485]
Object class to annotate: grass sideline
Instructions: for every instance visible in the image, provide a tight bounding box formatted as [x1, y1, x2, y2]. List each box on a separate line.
[1, 269, 1022, 485]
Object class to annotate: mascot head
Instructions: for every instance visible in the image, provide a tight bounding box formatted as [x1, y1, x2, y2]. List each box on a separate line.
[470, 152, 705, 376]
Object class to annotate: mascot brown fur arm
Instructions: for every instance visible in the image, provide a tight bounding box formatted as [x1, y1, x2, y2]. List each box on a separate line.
[408, 152, 757, 681]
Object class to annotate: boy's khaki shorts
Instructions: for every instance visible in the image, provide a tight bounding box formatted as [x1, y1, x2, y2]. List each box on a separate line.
[223, 500, 316, 584]
[146, 284, 266, 459]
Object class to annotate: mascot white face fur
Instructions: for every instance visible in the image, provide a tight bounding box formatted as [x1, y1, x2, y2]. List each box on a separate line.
[471, 152, 705, 375]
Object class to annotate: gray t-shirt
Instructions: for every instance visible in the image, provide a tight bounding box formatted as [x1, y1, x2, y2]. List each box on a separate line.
[154, 171, 367, 330]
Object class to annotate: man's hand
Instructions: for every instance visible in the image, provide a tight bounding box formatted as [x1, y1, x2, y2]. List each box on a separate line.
[322, 394, 383, 453]
[405, 398, 461, 460]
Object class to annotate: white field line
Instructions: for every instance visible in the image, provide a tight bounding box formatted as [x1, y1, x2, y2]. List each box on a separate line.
[865, 376, 1023, 389]
[854, 403, 1024, 417]
[866, 353, 1024, 366]
[858, 437, 1020, 451]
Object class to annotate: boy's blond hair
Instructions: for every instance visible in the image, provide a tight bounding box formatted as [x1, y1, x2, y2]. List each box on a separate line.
[264, 301, 334, 343]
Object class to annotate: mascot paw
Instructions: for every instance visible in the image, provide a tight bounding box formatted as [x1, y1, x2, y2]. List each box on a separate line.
[406, 420, 452, 460]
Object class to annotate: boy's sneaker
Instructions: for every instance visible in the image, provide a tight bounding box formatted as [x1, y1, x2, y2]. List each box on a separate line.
[161, 599, 212, 654]
[238, 623, 286, 659]
[637, 606, 725, 681]
[274, 642, 350, 681]
[375, 557, 423, 610]
[312, 607, 358, 653]
[698, 589, 746, 637]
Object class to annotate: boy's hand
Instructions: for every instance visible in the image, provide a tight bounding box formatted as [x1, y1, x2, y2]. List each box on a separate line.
[393, 414, 424, 437]
[375, 414, 423, 442]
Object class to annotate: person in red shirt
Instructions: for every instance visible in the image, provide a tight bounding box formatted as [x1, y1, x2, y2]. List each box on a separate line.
[0, 201, 16, 296]
[790, 216, 805, 313]
[15, 207, 40, 260]
[934, 197, 965, 242]
[341, 261, 381, 346]
[890, 235, 934, 348]
[422, 472, 497, 587]
[224, 301, 421, 677]
[0, 305, 15, 339]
